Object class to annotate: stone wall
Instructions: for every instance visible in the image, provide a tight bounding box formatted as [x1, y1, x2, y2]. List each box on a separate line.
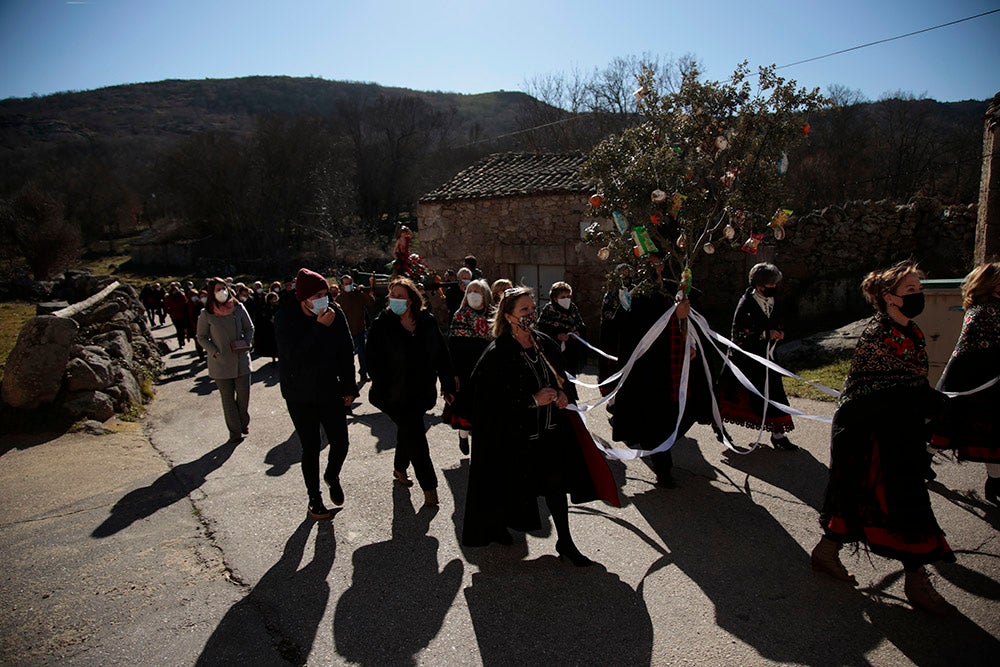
[418, 192, 606, 333]
[420, 194, 977, 338]
[2, 273, 162, 421]
[695, 197, 977, 333]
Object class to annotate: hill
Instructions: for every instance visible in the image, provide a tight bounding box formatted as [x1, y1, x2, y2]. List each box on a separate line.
[0, 76, 533, 149]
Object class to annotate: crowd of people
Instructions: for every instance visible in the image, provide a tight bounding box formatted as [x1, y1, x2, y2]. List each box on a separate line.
[137, 255, 999, 611]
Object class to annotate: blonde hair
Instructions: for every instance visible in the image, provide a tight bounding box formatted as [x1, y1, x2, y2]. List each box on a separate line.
[962, 261, 1000, 309]
[492, 286, 534, 338]
[860, 260, 922, 313]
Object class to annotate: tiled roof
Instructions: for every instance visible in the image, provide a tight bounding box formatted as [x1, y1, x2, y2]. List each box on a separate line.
[420, 152, 592, 203]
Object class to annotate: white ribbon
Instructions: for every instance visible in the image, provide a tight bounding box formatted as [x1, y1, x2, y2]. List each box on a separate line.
[564, 307, 1000, 460]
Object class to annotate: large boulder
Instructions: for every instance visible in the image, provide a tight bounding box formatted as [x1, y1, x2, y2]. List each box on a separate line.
[64, 357, 103, 392]
[90, 329, 134, 365]
[1, 315, 79, 409]
[61, 390, 115, 421]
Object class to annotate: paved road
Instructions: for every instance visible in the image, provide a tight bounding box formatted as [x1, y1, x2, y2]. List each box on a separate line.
[2, 322, 998, 665]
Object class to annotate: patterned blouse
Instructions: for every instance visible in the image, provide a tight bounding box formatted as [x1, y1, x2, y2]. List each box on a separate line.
[840, 313, 928, 404]
[950, 300, 1000, 361]
[537, 302, 586, 337]
[449, 305, 492, 339]
[940, 298, 1000, 390]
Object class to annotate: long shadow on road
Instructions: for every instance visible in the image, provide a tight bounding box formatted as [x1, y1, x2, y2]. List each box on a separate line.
[631, 440, 885, 666]
[197, 518, 336, 666]
[442, 454, 654, 665]
[333, 485, 463, 665]
[91, 439, 238, 538]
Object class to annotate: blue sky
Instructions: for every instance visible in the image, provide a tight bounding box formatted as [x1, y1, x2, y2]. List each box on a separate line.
[0, 0, 997, 103]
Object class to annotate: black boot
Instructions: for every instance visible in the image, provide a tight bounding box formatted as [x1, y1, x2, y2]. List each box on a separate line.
[556, 539, 595, 567]
[770, 433, 799, 451]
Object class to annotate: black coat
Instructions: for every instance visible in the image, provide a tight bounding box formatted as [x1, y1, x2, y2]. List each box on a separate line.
[717, 288, 792, 428]
[461, 332, 596, 547]
[273, 298, 358, 404]
[611, 287, 712, 446]
[366, 309, 455, 415]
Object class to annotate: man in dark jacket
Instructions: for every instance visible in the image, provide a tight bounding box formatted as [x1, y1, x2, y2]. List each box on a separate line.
[274, 268, 358, 520]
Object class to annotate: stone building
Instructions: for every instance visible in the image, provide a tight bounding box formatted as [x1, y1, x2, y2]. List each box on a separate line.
[416, 152, 607, 332]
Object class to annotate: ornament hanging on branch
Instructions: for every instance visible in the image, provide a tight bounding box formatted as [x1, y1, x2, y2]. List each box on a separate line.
[723, 223, 736, 240]
[589, 193, 604, 208]
[670, 193, 687, 216]
[612, 210, 630, 234]
[631, 225, 658, 256]
[651, 189, 667, 203]
[597, 246, 611, 261]
[679, 267, 693, 297]
[770, 208, 792, 230]
[741, 232, 764, 254]
[802, 122, 811, 136]
[649, 210, 664, 226]
[703, 241, 716, 254]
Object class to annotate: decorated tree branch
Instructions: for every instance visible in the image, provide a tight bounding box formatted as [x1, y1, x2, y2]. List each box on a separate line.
[582, 61, 827, 296]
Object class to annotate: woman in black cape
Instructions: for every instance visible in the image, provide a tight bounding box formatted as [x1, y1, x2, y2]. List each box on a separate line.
[461, 286, 601, 566]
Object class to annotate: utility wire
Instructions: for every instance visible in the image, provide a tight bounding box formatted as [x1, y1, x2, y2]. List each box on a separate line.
[775, 8, 1000, 71]
[455, 8, 1000, 149]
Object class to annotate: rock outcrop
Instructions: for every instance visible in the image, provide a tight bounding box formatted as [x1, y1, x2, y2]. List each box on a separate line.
[1, 274, 162, 421]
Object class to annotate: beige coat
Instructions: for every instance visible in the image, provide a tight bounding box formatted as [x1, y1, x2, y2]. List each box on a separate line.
[197, 303, 254, 380]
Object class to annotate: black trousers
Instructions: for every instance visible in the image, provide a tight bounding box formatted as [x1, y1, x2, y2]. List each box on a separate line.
[388, 410, 437, 491]
[286, 400, 350, 499]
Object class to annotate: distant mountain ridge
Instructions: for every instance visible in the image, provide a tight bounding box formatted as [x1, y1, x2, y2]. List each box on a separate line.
[0, 76, 535, 148]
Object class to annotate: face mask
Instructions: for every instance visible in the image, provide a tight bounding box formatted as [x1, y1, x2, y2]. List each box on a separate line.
[238, 296, 248, 302]
[389, 297, 408, 316]
[557, 297, 572, 309]
[894, 292, 925, 319]
[466, 292, 484, 309]
[761, 287, 777, 298]
[215, 290, 230, 303]
[255, 288, 263, 294]
[460, 279, 470, 288]
[200, 296, 208, 304]
[618, 287, 632, 311]
[342, 284, 353, 293]
[513, 311, 537, 331]
[309, 295, 329, 315]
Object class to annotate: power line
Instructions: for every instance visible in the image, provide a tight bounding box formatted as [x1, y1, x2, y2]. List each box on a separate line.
[454, 8, 1000, 149]
[776, 8, 1000, 70]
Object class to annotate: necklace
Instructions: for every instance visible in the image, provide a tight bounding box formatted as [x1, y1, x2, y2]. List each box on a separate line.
[521, 345, 539, 363]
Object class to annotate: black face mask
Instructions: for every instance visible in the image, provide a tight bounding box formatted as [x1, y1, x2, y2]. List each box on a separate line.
[894, 292, 925, 318]
[761, 286, 778, 298]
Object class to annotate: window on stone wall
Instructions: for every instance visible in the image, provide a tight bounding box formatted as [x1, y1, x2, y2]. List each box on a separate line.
[515, 264, 564, 305]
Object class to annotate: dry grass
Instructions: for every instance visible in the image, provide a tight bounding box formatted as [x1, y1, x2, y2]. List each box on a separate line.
[783, 358, 851, 402]
[0, 301, 35, 385]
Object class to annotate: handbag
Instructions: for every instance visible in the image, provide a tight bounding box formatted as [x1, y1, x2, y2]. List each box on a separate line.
[229, 311, 252, 353]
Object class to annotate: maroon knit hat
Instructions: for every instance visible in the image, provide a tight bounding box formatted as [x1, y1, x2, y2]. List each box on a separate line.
[295, 268, 329, 302]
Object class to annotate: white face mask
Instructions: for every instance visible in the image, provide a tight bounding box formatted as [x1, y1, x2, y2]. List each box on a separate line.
[215, 289, 230, 303]
[309, 296, 329, 315]
[466, 292, 484, 309]
[557, 297, 572, 309]
[342, 283, 353, 293]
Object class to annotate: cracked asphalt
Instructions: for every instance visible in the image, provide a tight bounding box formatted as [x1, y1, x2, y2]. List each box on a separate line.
[1, 322, 998, 665]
